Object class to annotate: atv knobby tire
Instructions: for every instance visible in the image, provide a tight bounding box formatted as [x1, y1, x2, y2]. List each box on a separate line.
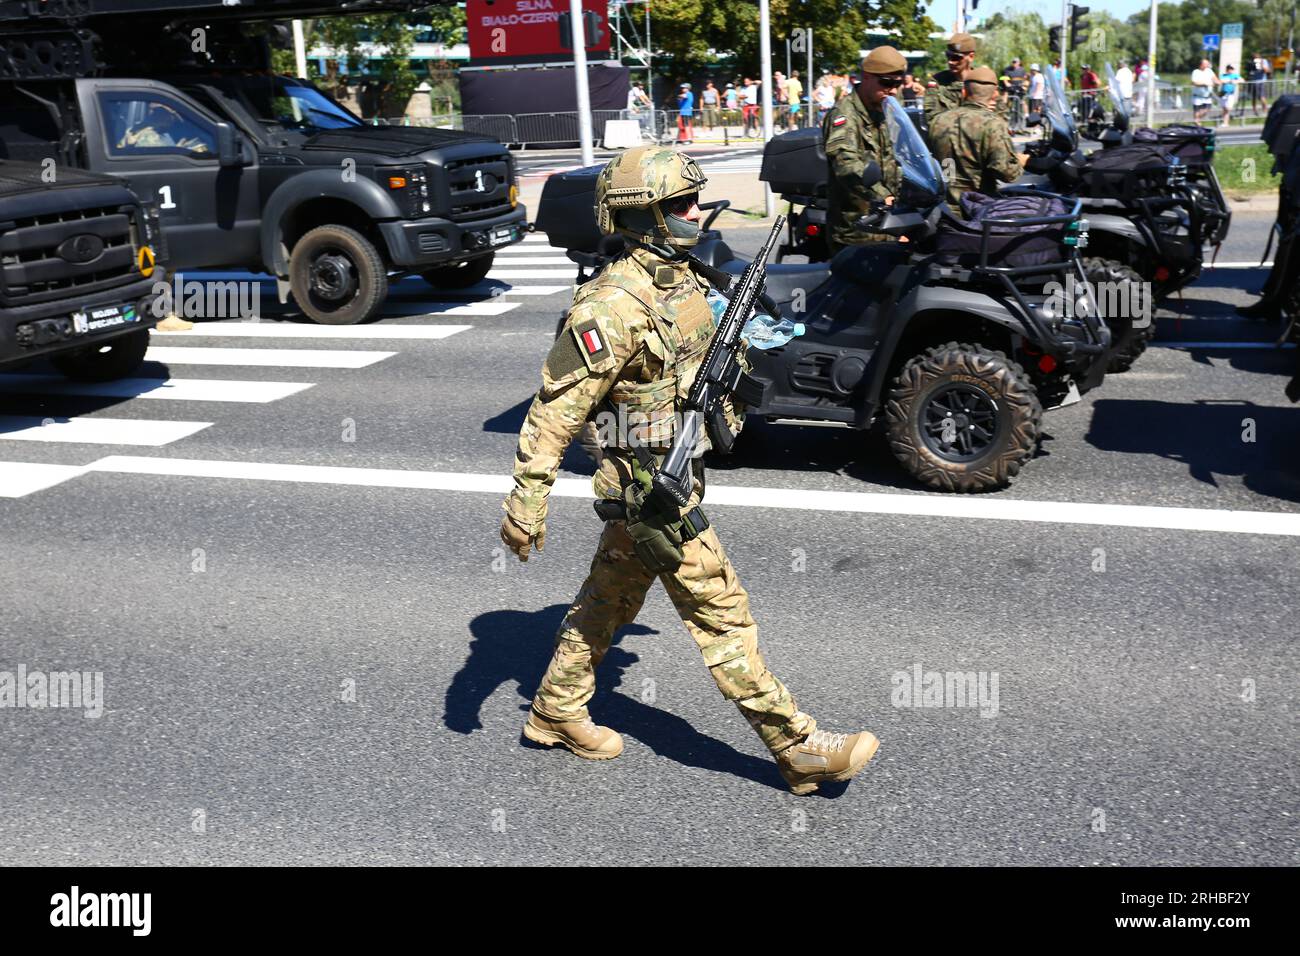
[1082, 257, 1151, 373]
[886, 342, 1042, 493]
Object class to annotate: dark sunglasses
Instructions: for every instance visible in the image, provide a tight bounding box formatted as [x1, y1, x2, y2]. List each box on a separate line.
[661, 193, 699, 217]
[875, 74, 904, 89]
[946, 50, 967, 61]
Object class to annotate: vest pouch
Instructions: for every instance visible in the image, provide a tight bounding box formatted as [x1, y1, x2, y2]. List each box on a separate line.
[623, 483, 685, 573]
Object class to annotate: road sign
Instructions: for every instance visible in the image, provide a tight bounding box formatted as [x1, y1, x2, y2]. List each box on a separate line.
[1223, 22, 1243, 40]
[1203, 34, 1220, 51]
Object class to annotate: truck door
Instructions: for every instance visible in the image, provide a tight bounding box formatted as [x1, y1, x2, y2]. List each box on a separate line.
[76, 78, 261, 272]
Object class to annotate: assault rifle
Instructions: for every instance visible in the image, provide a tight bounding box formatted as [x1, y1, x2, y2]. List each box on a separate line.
[644, 215, 783, 511]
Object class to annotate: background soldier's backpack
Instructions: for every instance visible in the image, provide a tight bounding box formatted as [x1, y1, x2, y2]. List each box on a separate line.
[932, 192, 1071, 268]
[1263, 94, 1300, 161]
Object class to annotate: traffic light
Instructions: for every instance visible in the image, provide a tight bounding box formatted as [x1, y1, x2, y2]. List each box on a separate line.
[1070, 5, 1090, 49]
[1049, 25, 1062, 53]
[559, 10, 605, 51]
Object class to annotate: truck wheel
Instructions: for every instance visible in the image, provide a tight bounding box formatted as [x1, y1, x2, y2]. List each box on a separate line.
[885, 342, 1042, 493]
[422, 253, 495, 290]
[50, 329, 150, 383]
[1082, 257, 1151, 373]
[290, 225, 389, 325]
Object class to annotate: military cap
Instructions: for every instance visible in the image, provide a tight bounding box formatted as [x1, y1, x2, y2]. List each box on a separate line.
[947, 33, 977, 55]
[861, 46, 908, 75]
[964, 66, 999, 86]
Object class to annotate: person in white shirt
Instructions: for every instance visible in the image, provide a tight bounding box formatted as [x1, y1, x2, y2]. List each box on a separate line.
[626, 81, 652, 138]
[1190, 59, 1218, 124]
[1028, 63, 1045, 115]
[1114, 61, 1134, 111]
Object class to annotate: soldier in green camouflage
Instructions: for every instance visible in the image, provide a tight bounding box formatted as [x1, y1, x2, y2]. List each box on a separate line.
[500, 145, 880, 795]
[823, 45, 908, 254]
[929, 66, 1029, 213]
[925, 32, 978, 127]
[118, 103, 212, 154]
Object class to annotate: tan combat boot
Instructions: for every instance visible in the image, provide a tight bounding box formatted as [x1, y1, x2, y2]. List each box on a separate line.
[523, 709, 624, 760]
[777, 729, 879, 795]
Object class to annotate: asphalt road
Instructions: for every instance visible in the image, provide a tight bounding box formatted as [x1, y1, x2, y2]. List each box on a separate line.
[0, 214, 1295, 866]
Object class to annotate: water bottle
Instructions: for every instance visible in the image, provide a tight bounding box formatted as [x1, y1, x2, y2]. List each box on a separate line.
[742, 313, 805, 350]
[705, 289, 728, 325]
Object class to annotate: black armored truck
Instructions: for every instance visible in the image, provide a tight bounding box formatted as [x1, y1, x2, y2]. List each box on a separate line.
[0, 159, 165, 380]
[0, 0, 526, 325]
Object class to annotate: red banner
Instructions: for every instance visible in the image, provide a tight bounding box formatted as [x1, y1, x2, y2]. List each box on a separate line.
[466, 0, 610, 61]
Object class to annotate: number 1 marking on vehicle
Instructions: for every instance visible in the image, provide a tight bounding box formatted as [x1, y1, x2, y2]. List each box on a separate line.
[159, 185, 177, 210]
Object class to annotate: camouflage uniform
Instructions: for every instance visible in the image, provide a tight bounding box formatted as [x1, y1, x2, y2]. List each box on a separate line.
[929, 100, 1023, 212]
[823, 90, 901, 253]
[504, 245, 816, 755]
[925, 69, 967, 127]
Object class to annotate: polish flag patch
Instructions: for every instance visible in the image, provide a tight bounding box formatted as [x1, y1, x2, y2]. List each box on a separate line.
[832, 115, 847, 127]
[581, 327, 603, 355]
[571, 317, 611, 369]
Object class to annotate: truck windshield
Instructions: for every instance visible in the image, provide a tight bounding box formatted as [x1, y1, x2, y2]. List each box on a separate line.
[240, 77, 362, 132]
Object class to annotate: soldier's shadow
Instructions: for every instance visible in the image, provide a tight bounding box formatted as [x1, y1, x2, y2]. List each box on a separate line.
[448, 604, 783, 790]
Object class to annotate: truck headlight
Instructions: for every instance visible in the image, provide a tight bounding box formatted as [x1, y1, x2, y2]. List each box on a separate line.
[383, 166, 432, 218]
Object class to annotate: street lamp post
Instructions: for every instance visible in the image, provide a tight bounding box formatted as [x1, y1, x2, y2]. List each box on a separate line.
[1146, 1, 1158, 128]
[759, 0, 774, 215]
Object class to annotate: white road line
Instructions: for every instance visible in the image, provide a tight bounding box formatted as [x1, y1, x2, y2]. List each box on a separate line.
[145, 347, 395, 368]
[1206, 261, 1274, 269]
[0, 417, 211, 447]
[489, 269, 578, 279]
[0, 375, 313, 403]
[21, 455, 1297, 536]
[491, 256, 578, 265]
[0, 462, 92, 498]
[1152, 342, 1296, 349]
[521, 234, 550, 242]
[487, 245, 563, 254]
[420, 284, 567, 297]
[152, 323, 473, 339]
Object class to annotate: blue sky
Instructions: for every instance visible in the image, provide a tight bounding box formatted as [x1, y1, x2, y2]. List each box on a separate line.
[925, 0, 1151, 32]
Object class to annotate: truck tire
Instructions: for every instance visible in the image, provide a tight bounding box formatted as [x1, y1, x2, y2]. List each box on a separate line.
[422, 253, 495, 290]
[50, 328, 150, 383]
[885, 342, 1042, 493]
[290, 225, 389, 325]
[1082, 257, 1151, 373]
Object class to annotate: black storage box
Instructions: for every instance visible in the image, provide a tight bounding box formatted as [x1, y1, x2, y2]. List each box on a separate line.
[932, 192, 1070, 269]
[760, 127, 827, 198]
[1263, 95, 1300, 157]
[534, 163, 610, 254]
[1082, 143, 1175, 199]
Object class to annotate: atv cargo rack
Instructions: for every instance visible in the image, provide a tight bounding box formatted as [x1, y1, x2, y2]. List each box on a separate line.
[957, 193, 1109, 359]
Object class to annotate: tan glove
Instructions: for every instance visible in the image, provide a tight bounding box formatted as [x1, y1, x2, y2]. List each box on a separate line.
[500, 513, 545, 562]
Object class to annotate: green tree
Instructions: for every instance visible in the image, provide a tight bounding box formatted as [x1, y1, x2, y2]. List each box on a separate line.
[647, 0, 935, 79]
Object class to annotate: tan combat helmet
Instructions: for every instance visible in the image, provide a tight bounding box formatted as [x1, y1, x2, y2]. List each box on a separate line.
[594, 145, 709, 251]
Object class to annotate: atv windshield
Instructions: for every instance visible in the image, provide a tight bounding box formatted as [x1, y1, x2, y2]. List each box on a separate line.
[1042, 65, 1077, 147]
[884, 95, 944, 204]
[237, 76, 362, 132]
[1105, 62, 1129, 121]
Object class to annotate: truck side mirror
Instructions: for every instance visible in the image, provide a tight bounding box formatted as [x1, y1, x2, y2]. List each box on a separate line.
[861, 161, 882, 189]
[216, 123, 243, 168]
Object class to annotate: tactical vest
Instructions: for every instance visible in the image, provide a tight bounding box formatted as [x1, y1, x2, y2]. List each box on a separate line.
[572, 265, 715, 453]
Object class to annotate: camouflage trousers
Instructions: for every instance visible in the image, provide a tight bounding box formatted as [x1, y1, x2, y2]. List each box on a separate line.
[532, 516, 816, 754]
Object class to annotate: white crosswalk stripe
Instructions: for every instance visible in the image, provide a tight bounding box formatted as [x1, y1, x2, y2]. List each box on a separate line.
[151, 323, 473, 340]
[489, 269, 577, 280]
[0, 375, 313, 403]
[491, 256, 576, 265]
[145, 347, 396, 368]
[0, 416, 211, 447]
